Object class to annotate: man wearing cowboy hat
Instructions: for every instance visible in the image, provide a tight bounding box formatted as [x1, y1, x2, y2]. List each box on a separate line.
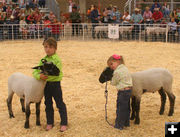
[131, 8, 143, 40]
[152, 8, 163, 23]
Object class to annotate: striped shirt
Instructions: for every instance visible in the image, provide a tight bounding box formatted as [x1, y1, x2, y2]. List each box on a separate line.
[111, 64, 133, 91]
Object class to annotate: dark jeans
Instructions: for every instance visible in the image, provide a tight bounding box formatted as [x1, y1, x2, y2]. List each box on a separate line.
[92, 24, 98, 39]
[115, 89, 131, 128]
[132, 24, 140, 40]
[72, 23, 79, 36]
[168, 30, 176, 42]
[44, 81, 68, 125]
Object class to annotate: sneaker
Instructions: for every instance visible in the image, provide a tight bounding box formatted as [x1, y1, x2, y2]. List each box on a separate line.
[46, 124, 53, 131]
[60, 125, 67, 132]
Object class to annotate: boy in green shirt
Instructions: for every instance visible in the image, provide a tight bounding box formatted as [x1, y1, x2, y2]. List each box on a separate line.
[33, 37, 68, 132]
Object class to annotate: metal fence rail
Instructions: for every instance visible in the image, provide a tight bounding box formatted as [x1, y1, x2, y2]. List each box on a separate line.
[0, 23, 180, 43]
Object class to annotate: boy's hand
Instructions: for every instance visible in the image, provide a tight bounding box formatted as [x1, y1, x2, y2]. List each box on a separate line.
[40, 74, 48, 80]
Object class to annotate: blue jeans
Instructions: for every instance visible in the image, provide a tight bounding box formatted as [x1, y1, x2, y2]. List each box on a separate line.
[115, 89, 131, 128]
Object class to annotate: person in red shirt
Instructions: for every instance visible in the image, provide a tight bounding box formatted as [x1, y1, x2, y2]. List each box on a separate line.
[51, 18, 62, 41]
[43, 16, 52, 39]
[152, 8, 163, 24]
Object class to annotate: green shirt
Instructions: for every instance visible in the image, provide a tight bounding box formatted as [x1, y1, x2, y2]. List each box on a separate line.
[111, 64, 133, 90]
[33, 53, 63, 82]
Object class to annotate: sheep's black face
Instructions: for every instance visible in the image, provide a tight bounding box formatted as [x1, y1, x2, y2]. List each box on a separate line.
[99, 67, 114, 83]
[32, 59, 60, 76]
[43, 62, 60, 76]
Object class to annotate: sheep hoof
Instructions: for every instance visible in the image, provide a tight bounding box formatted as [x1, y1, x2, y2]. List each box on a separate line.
[159, 111, 164, 115]
[130, 116, 135, 120]
[36, 121, 41, 126]
[24, 122, 29, 129]
[168, 113, 173, 116]
[10, 114, 15, 118]
[22, 108, 25, 112]
[134, 119, 140, 125]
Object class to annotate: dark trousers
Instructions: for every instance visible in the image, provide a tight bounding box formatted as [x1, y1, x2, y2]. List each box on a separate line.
[115, 89, 131, 128]
[132, 24, 140, 40]
[92, 24, 98, 39]
[72, 23, 79, 36]
[44, 81, 68, 125]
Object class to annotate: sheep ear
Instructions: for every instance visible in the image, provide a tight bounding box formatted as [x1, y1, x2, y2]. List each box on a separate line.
[32, 66, 43, 70]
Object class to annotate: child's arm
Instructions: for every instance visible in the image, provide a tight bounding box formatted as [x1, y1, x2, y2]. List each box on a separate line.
[111, 71, 121, 86]
[32, 60, 44, 80]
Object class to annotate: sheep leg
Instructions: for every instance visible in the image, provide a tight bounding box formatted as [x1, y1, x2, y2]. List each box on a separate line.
[7, 92, 15, 118]
[158, 88, 166, 115]
[134, 99, 140, 125]
[36, 101, 41, 126]
[166, 92, 176, 116]
[24, 103, 31, 129]
[130, 96, 136, 120]
[20, 98, 25, 112]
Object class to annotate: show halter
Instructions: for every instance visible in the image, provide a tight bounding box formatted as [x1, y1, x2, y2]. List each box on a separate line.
[104, 76, 114, 127]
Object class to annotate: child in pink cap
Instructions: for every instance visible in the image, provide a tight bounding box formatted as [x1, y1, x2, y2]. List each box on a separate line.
[107, 54, 133, 130]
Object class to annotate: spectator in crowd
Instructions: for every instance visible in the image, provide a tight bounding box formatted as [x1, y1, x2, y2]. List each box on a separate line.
[29, 21, 36, 38]
[19, 0, 26, 8]
[18, 8, 26, 19]
[43, 16, 52, 39]
[34, 10, 41, 23]
[25, 4, 33, 16]
[162, 2, 170, 18]
[102, 8, 109, 23]
[26, 12, 34, 23]
[152, 8, 163, 24]
[0, 11, 4, 40]
[48, 11, 56, 22]
[0, 2, 4, 12]
[39, 0, 46, 8]
[90, 5, 99, 39]
[122, 11, 131, 25]
[151, 0, 161, 13]
[6, 5, 12, 18]
[19, 16, 28, 39]
[51, 18, 61, 41]
[69, 6, 81, 36]
[35, 21, 43, 38]
[170, 9, 179, 24]
[143, 6, 152, 25]
[159, 18, 167, 42]
[2, 2, 7, 12]
[87, 7, 91, 22]
[6, 15, 19, 39]
[160, 18, 167, 28]
[131, 8, 143, 40]
[13, 6, 20, 21]
[177, 8, 180, 42]
[111, 6, 121, 23]
[168, 18, 177, 42]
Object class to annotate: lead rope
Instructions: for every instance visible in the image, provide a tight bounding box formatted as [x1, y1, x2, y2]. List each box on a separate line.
[104, 80, 114, 127]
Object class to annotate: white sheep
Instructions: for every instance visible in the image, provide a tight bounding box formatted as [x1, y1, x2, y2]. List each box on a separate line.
[7, 60, 60, 128]
[130, 68, 175, 124]
[99, 68, 176, 125]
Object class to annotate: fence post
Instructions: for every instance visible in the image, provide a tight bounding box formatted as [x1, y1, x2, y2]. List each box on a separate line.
[82, 23, 85, 40]
[166, 24, 168, 43]
[12, 25, 14, 40]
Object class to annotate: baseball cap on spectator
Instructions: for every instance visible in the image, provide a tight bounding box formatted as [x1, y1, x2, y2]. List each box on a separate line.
[134, 8, 140, 11]
[154, 8, 159, 11]
[113, 6, 117, 9]
[10, 15, 14, 19]
[72, 5, 77, 9]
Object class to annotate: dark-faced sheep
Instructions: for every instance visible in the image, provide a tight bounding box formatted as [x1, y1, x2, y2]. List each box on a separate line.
[99, 67, 176, 124]
[7, 59, 60, 128]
